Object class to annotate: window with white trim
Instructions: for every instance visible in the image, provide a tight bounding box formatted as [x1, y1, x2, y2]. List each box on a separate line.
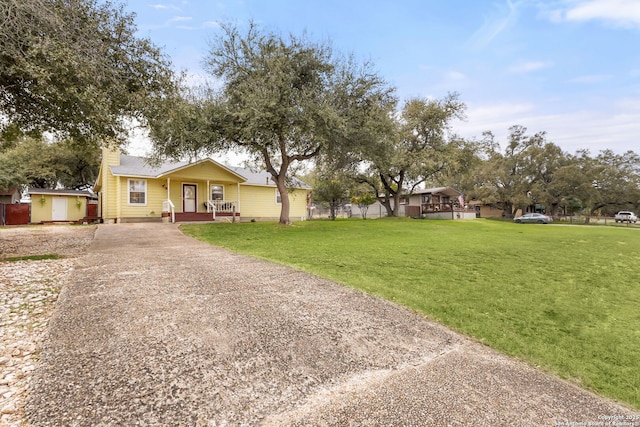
[128, 179, 147, 205]
[210, 184, 224, 201]
[275, 188, 282, 204]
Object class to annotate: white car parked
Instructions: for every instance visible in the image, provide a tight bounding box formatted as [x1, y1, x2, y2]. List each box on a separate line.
[614, 211, 638, 223]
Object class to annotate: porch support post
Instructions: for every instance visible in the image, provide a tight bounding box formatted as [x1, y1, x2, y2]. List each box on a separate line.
[167, 177, 170, 200]
[237, 182, 241, 220]
[115, 176, 121, 223]
[207, 180, 210, 211]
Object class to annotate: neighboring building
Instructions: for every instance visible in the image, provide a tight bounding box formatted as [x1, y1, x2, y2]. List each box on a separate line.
[1, 187, 28, 225]
[0, 187, 21, 204]
[405, 187, 476, 220]
[466, 201, 546, 219]
[28, 188, 94, 223]
[94, 147, 311, 223]
[468, 201, 506, 219]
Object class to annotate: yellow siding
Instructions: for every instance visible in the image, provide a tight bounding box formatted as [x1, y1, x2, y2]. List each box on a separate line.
[165, 180, 181, 212]
[240, 185, 309, 221]
[98, 146, 120, 221]
[67, 196, 87, 222]
[117, 177, 165, 219]
[167, 162, 241, 182]
[102, 146, 121, 166]
[30, 196, 50, 223]
[288, 188, 310, 219]
[104, 170, 118, 219]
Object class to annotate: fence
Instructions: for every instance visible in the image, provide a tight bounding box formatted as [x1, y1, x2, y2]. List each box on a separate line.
[553, 215, 639, 226]
[311, 203, 404, 219]
[0, 203, 30, 225]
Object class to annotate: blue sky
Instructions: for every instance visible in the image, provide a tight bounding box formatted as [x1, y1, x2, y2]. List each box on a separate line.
[123, 0, 640, 159]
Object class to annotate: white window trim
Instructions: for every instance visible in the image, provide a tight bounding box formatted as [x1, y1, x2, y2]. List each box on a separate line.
[275, 188, 282, 205]
[128, 178, 147, 206]
[210, 184, 225, 201]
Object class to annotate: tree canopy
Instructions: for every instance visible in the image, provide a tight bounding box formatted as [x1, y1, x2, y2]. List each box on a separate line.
[463, 127, 640, 217]
[149, 23, 394, 224]
[0, 136, 100, 190]
[0, 0, 176, 143]
[353, 94, 466, 216]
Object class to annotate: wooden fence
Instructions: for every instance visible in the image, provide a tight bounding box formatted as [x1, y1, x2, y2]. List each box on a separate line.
[0, 203, 30, 225]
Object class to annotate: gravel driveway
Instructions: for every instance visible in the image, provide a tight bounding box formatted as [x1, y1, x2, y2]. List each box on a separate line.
[7, 223, 638, 426]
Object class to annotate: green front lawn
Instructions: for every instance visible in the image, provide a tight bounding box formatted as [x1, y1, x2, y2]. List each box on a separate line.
[182, 218, 640, 409]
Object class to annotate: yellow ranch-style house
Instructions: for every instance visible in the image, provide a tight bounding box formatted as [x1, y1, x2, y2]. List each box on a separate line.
[95, 147, 311, 223]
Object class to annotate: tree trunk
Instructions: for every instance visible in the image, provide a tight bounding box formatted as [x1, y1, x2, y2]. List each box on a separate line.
[392, 192, 401, 216]
[275, 180, 290, 225]
[503, 202, 514, 218]
[329, 199, 339, 220]
[380, 197, 394, 217]
[359, 204, 369, 219]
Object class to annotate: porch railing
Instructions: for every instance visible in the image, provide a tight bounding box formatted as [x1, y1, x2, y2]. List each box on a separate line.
[206, 200, 237, 214]
[162, 199, 175, 223]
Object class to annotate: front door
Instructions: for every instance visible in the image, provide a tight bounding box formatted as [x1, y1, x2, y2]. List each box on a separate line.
[52, 197, 67, 221]
[183, 184, 197, 213]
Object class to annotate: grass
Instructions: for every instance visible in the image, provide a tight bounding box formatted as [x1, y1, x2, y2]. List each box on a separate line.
[2, 254, 64, 262]
[181, 218, 640, 409]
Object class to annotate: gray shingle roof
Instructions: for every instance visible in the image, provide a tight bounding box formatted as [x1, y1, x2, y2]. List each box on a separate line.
[111, 155, 310, 189]
[28, 188, 93, 197]
[412, 186, 460, 196]
[110, 155, 193, 178]
[229, 166, 311, 189]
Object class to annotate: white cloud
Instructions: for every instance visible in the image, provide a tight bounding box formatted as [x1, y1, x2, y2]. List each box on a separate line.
[508, 60, 553, 73]
[446, 71, 467, 81]
[452, 102, 534, 139]
[468, 0, 523, 49]
[452, 100, 640, 155]
[554, 0, 640, 29]
[170, 16, 192, 23]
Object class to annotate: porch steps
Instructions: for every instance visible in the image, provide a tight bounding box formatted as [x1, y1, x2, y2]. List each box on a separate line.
[174, 212, 240, 222]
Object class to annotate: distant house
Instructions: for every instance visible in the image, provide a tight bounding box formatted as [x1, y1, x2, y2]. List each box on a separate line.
[405, 186, 476, 220]
[467, 200, 547, 219]
[94, 147, 311, 223]
[468, 201, 505, 219]
[0, 187, 21, 204]
[28, 188, 94, 224]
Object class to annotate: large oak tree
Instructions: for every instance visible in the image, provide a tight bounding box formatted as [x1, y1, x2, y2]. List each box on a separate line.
[200, 23, 394, 224]
[0, 0, 176, 144]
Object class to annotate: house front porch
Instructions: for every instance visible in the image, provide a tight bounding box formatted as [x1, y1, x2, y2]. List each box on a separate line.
[162, 199, 240, 223]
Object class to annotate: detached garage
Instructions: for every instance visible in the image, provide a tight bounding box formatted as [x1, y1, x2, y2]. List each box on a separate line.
[28, 188, 94, 224]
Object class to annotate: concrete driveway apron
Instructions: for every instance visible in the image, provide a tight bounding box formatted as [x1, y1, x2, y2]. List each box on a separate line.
[26, 223, 639, 426]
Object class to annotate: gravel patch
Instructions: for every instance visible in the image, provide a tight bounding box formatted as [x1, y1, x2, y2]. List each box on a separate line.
[0, 225, 96, 427]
